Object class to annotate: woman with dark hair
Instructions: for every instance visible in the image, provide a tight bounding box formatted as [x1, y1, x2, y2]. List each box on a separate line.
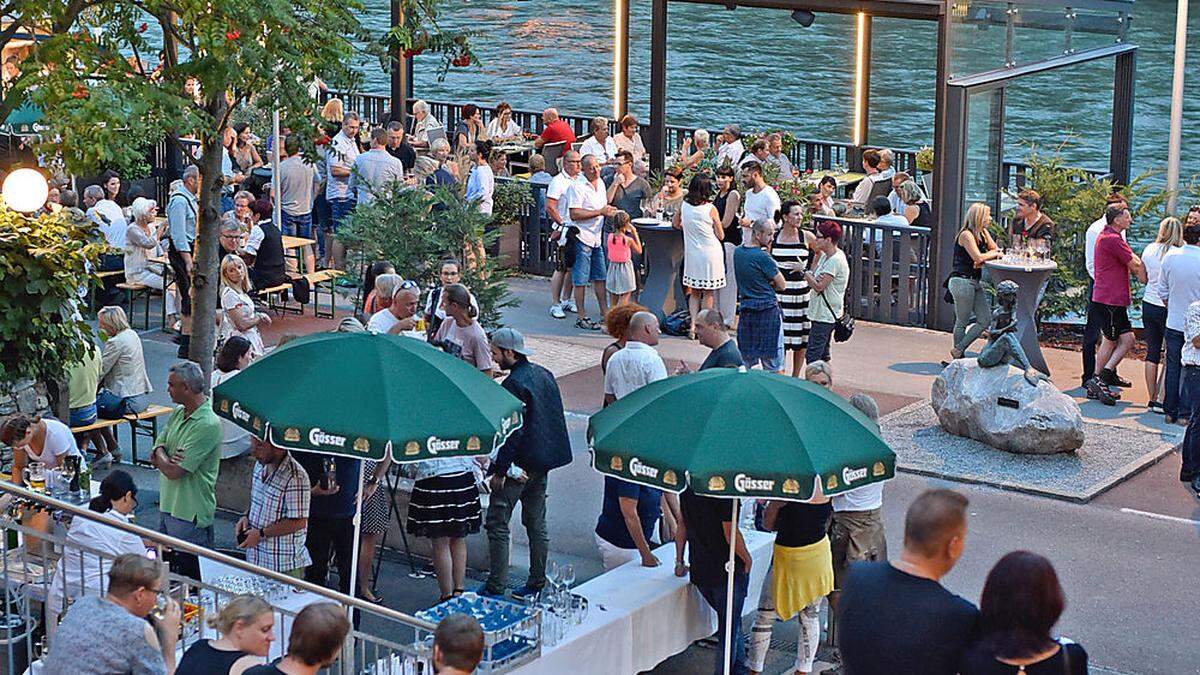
[0, 413, 87, 486]
[673, 173, 725, 338]
[803, 219, 850, 364]
[100, 169, 128, 207]
[713, 164, 744, 326]
[46, 470, 145, 636]
[960, 551, 1087, 674]
[454, 104, 487, 153]
[772, 201, 817, 376]
[654, 166, 687, 222]
[810, 175, 837, 216]
[211, 336, 253, 458]
[361, 261, 396, 316]
[231, 122, 263, 174]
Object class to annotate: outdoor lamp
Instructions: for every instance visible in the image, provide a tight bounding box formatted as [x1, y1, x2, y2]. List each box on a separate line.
[2, 168, 49, 213]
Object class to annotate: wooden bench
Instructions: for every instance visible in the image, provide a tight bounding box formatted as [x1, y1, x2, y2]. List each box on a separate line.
[71, 404, 174, 466]
[302, 269, 345, 319]
[114, 282, 157, 329]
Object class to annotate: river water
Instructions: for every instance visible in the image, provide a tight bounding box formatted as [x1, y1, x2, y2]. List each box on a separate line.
[350, 0, 1198, 182]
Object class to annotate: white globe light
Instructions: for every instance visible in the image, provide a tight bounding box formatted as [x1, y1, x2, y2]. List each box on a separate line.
[3, 168, 49, 213]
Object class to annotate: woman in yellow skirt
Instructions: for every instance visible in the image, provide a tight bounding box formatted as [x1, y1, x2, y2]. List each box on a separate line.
[746, 493, 834, 675]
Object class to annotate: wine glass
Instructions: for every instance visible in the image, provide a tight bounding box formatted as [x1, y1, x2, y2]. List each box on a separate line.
[561, 564, 575, 592]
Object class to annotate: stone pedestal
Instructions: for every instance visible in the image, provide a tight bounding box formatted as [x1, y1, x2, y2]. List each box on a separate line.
[931, 359, 1084, 454]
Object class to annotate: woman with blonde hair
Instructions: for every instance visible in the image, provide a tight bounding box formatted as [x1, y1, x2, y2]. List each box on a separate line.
[176, 594, 274, 675]
[1141, 216, 1184, 412]
[945, 202, 1001, 364]
[219, 254, 270, 358]
[319, 97, 343, 124]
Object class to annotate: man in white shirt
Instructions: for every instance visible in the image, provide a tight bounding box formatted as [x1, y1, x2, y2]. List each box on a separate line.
[1180, 299, 1200, 496]
[83, 185, 127, 249]
[579, 117, 618, 166]
[567, 154, 618, 331]
[739, 162, 781, 232]
[367, 279, 420, 335]
[715, 124, 746, 169]
[850, 148, 894, 207]
[546, 150, 584, 319]
[603, 312, 668, 404]
[325, 112, 361, 269]
[1082, 194, 1128, 387]
[349, 127, 405, 206]
[738, 139, 770, 175]
[1154, 222, 1200, 423]
[764, 133, 795, 179]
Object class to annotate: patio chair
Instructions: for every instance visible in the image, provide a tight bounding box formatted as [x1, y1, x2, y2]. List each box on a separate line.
[542, 140, 566, 176]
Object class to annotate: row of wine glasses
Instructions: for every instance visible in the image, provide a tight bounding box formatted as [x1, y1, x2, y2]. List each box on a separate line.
[534, 560, 584, 646]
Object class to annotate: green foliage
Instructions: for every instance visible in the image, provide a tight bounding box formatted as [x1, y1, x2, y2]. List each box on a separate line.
[492, 179, 534, 235]
[1016, 146, 1167, 320]
[0, 207, 103, 384]
[374, 0, 480, 81]
[915, 146, 934, 173]
[340, 187, 515, 329]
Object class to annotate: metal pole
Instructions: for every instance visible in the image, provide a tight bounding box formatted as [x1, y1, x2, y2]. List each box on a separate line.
[613, 0, 630, 119]
[721, 498, 737, 675]
[272, 109, 281, 231]
[648, 0, 667, 173]
[1166, 0, 1188, 215]
[348, 460, 366, 616]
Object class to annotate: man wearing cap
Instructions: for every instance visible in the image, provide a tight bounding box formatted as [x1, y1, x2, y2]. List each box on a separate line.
[483, 329, 572, 599]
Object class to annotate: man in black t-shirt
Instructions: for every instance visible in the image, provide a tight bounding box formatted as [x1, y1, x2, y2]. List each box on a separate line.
[676, 488, 752, 675]
[695, 309, 743, 371]
[838, 488, 980, 675]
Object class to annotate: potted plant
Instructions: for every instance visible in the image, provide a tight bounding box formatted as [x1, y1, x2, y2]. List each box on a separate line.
[916, 146, 934, 197]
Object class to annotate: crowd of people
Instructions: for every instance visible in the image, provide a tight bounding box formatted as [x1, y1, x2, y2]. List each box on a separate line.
[8, 98, 1144, 675]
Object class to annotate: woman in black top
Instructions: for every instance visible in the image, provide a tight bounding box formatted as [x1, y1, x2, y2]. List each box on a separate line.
[946, 202, 1001, 364]
[747, 495, 834, 675]
[960, 551, 1088, 674]
[897, 180, 931, 227]
[176, 594, 274, 675]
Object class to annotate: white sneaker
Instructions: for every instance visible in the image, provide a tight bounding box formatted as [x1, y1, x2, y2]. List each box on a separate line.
[549, 303, 566, 319]
[563, 298, 578, 313]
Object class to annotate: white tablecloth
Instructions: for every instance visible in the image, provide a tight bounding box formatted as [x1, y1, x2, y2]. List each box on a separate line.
[197, 557, 327, 659]
[511, 529, 775, 675]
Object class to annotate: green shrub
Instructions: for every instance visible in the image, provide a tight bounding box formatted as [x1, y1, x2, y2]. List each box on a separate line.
[340, 186, 515, 328]
[0, 207, 103, 384]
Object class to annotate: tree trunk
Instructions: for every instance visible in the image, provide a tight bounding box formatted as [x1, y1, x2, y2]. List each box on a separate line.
[188, 133, 226, 383]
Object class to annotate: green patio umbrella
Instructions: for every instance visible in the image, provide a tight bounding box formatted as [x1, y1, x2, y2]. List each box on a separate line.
[587, 367, 894, 675]
[212, 331, 523, 607]
[212, 332, 524, 462]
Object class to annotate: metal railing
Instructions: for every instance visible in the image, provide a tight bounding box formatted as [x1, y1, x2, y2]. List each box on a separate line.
[0, 482, 441, 675]
[323, 91, 1109, 195]
[824, 217, 933, 326]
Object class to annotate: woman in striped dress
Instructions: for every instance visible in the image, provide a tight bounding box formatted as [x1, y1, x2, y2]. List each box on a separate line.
[772, 201, 817, 377]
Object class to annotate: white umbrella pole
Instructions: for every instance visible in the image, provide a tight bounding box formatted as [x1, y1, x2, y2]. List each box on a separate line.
[347, 460, 366, 617]
[1166, 0, 1189, 215]
[272, 109, 282, 229]
[723, 498, 737, 675]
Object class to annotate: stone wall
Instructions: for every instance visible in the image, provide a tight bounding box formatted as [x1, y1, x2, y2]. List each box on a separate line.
[0, 379, 52, 469]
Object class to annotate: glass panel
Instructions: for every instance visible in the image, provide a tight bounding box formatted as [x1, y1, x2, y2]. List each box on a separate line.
[950, 1, 1129, 78]
[962, 88, 1005, 223]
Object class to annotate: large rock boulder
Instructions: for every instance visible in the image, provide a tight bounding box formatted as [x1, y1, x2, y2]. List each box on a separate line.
[931, 359, 1084, 454]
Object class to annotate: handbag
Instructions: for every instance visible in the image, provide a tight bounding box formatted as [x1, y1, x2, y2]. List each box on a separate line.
[818, 289, 854, 343]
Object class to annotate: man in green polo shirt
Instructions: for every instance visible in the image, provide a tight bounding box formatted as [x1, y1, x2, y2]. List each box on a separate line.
[152, 361, 222, 577]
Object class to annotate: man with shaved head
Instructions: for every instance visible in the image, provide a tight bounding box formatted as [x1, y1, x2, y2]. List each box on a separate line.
[838, 489, 980, 675]
[534, 107, 576, 149]
[596, 311, 675, 571]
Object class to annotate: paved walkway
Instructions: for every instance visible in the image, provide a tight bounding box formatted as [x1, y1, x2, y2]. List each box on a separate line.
[123, 275, 1197, 674]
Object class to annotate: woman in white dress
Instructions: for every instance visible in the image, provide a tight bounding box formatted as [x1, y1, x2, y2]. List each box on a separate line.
[218, 254, 270, 358]
[123, 197, 178, 321]
[673, 174, 726, 339]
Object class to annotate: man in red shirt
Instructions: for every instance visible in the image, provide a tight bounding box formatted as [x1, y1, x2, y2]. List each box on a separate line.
[534, 108, 576, 149]
[1089, 204, 1146, 398]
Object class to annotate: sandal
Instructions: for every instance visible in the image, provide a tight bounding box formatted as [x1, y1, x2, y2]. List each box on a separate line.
[575, 317, 599, 331]
[453, 588, 465, 597]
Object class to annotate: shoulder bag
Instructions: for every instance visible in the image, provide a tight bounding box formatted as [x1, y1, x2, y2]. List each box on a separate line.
[815, 254, 854, 342]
